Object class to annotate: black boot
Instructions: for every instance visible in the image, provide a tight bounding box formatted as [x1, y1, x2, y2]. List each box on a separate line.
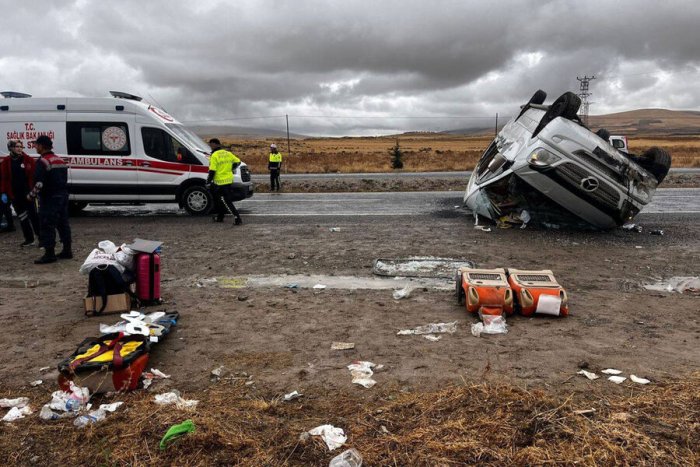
[35, 247, 57, 264]
[234, 217, 243, 225]
[58, 244, 73, 259]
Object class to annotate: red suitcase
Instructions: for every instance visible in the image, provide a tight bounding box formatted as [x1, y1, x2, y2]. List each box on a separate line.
[135, 253, 161, 303]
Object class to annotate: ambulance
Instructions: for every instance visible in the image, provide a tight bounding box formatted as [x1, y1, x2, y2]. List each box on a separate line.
[0, 91, 254, 215]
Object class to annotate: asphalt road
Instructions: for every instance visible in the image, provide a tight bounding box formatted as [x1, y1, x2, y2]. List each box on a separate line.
[84, 188, 700, 219]
[251, 168, 700, 182]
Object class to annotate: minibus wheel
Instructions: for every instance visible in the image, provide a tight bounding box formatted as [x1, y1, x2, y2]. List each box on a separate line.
[183, 185, 213, 215]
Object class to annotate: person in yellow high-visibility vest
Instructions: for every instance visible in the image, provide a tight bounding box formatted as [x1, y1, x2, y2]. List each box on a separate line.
[206, 138, 243, 225]
[268, 143, 282, 192]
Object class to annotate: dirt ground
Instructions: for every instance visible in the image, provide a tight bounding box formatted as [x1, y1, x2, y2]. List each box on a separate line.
[0, 179, 698, 465]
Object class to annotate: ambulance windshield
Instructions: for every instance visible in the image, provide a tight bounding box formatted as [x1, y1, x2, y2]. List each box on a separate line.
[166, 123, 210, 154]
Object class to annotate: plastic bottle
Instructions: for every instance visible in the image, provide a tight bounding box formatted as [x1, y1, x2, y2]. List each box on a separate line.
[329, 448, 362, 467]
[73, 409, 106, 428]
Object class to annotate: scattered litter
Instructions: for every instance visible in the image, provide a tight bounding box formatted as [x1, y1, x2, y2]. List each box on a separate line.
[608, 376, 627, 384]
[150, 368, 170, 379]
[577, 370, 599, 380]
[397, 321, 457, 336]
[39, 366, 51, 372]
[630, 375, 651, 385]
[154, 391, 199, 409]
[650, 229, 664, 236]
[347, 361, 381, 388]
[160, 419, 196, 450]
[474, 225, 492, 232]
[373, 257, 475, 279]
[313, 284, 327, 289]
[423, 334, 441, 341]
[392, 286, 412, 299]
[329, 447, 363, 467]
[471, 322, 484, 337]
[211, 366, 225, 378]
[2, 406, 32, 422]
[602, 369, 623, 375]
[73, 402, 123, 428]
[0, 397, 30, 409]
[519, 210, 531, 229]
[307, 424, 347, 451]
[329, 227, 341, 232]
[573, 409, 596, 416]
[51, 382, 89, 412]
[635, 246, 643, 249]
[643, 276, 700, 294]
[142, 368, 171, 389]
[30, 380, 43, 387]
[331, 342, 355, 350]
[285, 283, 299, 289]
[283, 391, 303, 402]
[622, 223, 643, 233]
[480, 314, 508, 335]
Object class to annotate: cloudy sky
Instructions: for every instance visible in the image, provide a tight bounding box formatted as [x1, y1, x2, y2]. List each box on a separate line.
[2, 0, 699, 135]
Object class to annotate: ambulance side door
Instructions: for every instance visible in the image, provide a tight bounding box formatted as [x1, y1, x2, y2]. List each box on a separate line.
[137, 126, 197, 200]
[65, 115, 138, 201]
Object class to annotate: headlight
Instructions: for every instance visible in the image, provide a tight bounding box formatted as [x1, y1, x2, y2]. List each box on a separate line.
[528, 148, 561, 167]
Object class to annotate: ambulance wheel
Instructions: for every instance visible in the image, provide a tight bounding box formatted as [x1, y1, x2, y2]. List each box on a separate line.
[68, 201, 88, 216]
[183, 185, 213, 215]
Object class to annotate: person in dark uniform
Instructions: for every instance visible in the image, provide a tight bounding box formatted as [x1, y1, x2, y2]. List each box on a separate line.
[206, 138, 243, 225]
[0, 140, 40, 245]
[28, 135, 72, 264]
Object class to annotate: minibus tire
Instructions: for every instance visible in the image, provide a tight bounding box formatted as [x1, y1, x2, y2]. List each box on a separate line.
[640, 147, 671, 183]
[532, 92, 581, 137]
[183, 185, 213, 216]
[516, 89, 547, 120]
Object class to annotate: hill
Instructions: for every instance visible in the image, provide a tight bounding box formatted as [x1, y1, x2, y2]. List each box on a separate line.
[587, 109, 700, 136]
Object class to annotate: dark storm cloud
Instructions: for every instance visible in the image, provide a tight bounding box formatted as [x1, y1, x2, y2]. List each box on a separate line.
[1, 0, 699, 134]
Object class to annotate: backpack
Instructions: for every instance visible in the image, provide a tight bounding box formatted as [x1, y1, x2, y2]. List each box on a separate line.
[87, 265, 134, 314]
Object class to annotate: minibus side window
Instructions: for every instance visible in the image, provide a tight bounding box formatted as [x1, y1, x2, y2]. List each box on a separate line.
[141, 127, 201, 165]
[67, 122, 131, 156]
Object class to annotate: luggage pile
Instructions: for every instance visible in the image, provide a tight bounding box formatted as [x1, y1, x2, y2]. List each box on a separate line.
[80, 238, 163, 315]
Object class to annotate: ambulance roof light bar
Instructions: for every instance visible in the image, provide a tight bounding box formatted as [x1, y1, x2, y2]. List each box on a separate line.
[109, 91, 143, 101]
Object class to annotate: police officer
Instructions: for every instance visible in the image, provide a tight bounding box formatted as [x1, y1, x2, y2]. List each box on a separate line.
[206, 138, 243, 225]
[0, 140, 40, 245]
[268, 143, 282, 192]
[28, 135, 72, 264]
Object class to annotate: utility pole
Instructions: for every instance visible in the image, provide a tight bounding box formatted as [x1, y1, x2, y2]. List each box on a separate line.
[285, 114, 291, 158]
[577, 75, 596, 126]
[494, 113, 498, 136]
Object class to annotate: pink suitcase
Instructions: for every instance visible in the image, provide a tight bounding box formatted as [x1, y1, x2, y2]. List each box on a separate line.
[135, 253, 161, 303]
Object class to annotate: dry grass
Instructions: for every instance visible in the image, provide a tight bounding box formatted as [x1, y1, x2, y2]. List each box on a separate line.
[2, 374, 698, 465]
[222, 135, 700, 174]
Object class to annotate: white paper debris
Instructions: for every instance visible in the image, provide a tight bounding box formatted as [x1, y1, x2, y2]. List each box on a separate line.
[331, 342, 355, 350]
[211, 365, 225, 377]
[283, 391, 303, 401]
[154, 392, 199, 409]
[312, 284, 327, 289]
[535, 295, 562, 316]
[347, 361, 378, 388]
[30, 380, 43, 387]
[471, 322, 484, 337]
[608, 376, 627, 384]
[474, 225, 492, 232]
[329, 227, 341, 232]
[423, 334, 441, 341]
[39, 366, 51, 372]
[308, 424, 347, 451]
[643, 276, 700, 294]
[630, 375, 651, 385]
[577, 370, 599, 380]
[481, 314, 508, 334]
[397, 321, 457, 336]
[602, 369, 622, 375]
[392, 286, 412, 299]
[2, 405, 32, 422]
[0, 397, 30, 409]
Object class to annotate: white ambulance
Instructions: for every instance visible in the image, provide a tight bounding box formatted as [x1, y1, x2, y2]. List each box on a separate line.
[0, 91, 253, 215]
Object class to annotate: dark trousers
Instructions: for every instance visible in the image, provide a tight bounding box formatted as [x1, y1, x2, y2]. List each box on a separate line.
[212, 184, 241, 221]
[12, 195, 40, 242]
[39, 194, 71, 249]
[270, 169, 281, 191]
